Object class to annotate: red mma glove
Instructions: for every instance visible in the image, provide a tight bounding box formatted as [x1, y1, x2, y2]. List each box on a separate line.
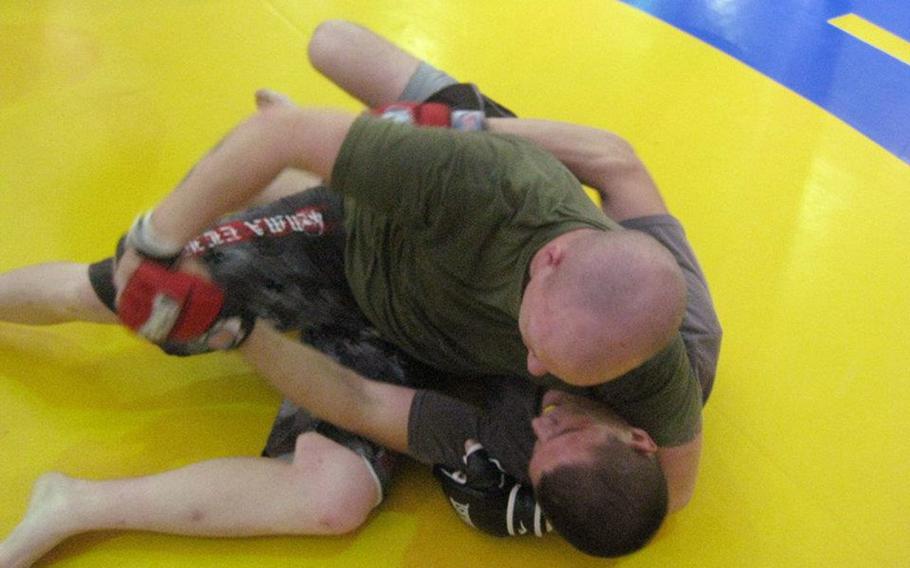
[372, 102, 487, 131]
[117, 260, 225, 343]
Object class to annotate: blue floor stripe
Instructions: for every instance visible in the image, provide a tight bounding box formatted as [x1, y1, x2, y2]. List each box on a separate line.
[622, 0, 910, 164]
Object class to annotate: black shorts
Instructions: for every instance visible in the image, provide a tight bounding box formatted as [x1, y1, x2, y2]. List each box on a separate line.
[88, 187, 429, 500]
[89, 187, 358, 331]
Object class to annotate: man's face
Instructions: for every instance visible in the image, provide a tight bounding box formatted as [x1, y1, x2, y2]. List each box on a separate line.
[527, 390, 657, 486]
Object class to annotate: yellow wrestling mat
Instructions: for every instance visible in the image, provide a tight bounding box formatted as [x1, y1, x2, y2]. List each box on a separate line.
[1, 2, 908, 566]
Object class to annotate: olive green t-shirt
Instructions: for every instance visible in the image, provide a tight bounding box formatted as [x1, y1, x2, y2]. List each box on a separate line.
[331, 115, 616, 378]
[408, 216, 717, 478]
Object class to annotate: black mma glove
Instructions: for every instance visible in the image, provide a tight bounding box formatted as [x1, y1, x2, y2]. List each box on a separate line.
[433, 442, 552, 537]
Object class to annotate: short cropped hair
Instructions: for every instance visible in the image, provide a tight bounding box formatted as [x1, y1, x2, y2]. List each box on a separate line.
[536, 436, 668, 557]
[551, 230, 687, 383]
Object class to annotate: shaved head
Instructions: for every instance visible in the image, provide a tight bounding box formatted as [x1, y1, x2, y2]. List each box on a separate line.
[520, 229, 686, 386]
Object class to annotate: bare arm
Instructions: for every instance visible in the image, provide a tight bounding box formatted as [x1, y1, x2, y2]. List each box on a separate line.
[113, 105, 355, 295]
[151, 106, 355, 245]
[240, 323, 415, 453]
[657, 432, 702, 513]
[487, 118, 667, 221]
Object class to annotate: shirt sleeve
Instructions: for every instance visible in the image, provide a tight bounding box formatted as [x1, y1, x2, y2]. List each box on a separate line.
[594, 335, 703, 447]
[407, 379, 539, 482]
[620, 215, 723, 401]
[407, 389, 483, 471]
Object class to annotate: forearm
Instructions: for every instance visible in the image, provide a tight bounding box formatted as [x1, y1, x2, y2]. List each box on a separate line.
[487, 118, 622, 184]
[657, 431, 702, 513]
[241, 323, 413, 453]
[150, 107, 355, 245]
[486, 118, 668, 220]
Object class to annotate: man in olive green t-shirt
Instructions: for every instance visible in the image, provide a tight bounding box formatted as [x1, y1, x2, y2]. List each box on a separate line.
[0, 21, 718, 565]
[105, 20, 703, 554]
[330, 112, 704, 444]
[335, 113, 686, 388]
[337, 115, 606, 374]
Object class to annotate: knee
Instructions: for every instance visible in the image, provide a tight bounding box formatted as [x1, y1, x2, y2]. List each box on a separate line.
[69, 264, 118, 322]
[290, 435, 379, 535]
[308, 19, 356, 73]
[310, 477, 374, 535]
[313, 493, 373, 535]
[598, 132, 642, 170]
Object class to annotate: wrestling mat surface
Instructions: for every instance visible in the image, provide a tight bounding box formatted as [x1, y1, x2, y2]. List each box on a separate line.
[1, 2, 908, 566]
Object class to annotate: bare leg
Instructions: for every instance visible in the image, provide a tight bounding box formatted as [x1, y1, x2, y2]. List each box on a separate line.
[0, 262, 116, 325]
[307, 20, 424, 108]
[2, 24, 417, 328]
[242, 91, 325, 206]
[0, 433, 378, 568]
[0, 160, 325, 329]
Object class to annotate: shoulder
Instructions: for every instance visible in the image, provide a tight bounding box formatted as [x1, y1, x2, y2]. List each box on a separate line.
[593, 335, 703, 446]
[620, 215, 722, 400]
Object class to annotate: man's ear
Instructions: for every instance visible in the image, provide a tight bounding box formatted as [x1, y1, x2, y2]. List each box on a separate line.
[537, 241, 566, 272]
[528, 241, 566, 281]
[547, 242, 567, 267]
[628, 427, 658, 455]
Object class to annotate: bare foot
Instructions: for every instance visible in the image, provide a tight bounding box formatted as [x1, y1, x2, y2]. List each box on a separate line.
[0, 473, 81, 568]
[255, 88, 295, 110]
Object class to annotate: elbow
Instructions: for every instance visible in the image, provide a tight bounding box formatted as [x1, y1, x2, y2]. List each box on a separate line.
[588, 132, 650, 189]
[595, 132, 642, 171]
[667, 483, 696, 514]
[657, 434, 702, 515]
